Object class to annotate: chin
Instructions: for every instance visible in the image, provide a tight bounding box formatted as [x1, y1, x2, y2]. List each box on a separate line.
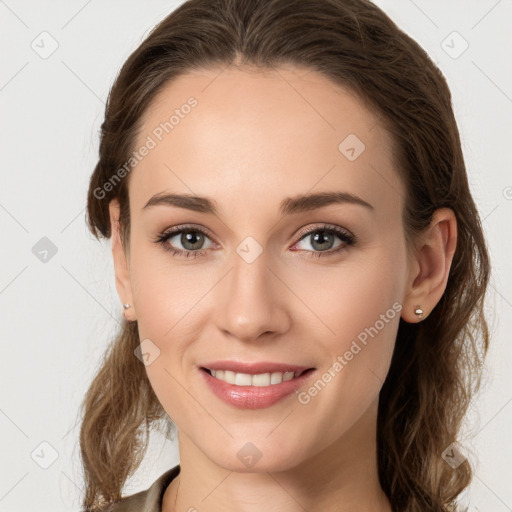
[206, 442, 308, 474]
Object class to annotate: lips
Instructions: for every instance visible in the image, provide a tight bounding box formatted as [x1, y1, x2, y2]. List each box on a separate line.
[199, 360, 314, 375]
[199, 365, 317, 409]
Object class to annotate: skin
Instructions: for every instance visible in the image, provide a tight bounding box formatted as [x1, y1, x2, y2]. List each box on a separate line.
[108, 63, 457, 512]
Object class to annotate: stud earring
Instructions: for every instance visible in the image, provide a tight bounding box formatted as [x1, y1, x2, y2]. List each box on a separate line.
[123, 303, 131, 310]
[414, 305, 424, 319]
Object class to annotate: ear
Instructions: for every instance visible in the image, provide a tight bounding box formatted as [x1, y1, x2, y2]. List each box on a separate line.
[401, 207, 457, 323]
[109, 198, 136, 322]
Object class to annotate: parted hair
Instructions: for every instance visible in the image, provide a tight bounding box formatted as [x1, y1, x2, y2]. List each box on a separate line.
[81, 0, 491, 510]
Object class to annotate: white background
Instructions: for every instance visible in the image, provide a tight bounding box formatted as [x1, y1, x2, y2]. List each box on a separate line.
[0, 1, 510, 510]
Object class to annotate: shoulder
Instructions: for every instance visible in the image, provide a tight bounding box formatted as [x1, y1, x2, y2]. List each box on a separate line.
[81, 465, 181, 512]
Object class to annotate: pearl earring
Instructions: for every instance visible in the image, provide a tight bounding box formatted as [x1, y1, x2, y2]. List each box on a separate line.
[414, 305, 424, 319]
[123, 303, 131, 310]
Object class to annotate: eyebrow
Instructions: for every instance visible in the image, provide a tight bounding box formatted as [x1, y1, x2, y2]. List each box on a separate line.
[141, 190, 374, 215]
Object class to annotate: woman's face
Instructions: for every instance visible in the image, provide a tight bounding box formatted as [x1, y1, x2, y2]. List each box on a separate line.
[112, 65, 412, 471]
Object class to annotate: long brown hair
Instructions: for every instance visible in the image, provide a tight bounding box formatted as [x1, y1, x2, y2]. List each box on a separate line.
[80, 0, 491, 510]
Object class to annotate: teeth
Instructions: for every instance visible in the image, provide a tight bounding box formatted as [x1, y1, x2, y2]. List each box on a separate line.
[210, 369, 300, 386]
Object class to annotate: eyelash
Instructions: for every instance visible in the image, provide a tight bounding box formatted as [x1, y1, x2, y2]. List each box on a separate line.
[153, 223, 356, 259]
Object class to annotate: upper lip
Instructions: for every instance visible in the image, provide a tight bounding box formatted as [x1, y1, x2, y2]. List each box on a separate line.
[200, 360, 315, 375]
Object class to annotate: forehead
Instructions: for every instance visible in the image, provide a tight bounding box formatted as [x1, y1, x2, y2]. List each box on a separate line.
[128, 65, 403, 219]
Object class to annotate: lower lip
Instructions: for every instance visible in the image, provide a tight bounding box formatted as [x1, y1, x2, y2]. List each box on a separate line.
[199, 367, 316, 409]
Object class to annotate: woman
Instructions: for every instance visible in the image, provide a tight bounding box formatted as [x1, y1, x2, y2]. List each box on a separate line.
[80, 0, 491, 510]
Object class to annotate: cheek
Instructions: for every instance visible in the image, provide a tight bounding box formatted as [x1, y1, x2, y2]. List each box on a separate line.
[332, 240, 405, 362]
[290, 259, 402, 443]
[129, 247, 209, 421]
[126, 245, 200, 408]
[294, 239, 404, 376]
[128, 238, 207, 334]
[287, 236, 405, 346]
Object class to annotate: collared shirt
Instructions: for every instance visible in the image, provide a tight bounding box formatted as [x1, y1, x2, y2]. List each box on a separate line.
[92, 464, 181, 512]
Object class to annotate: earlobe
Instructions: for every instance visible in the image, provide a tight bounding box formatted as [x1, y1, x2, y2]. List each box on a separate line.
[401, 208, 457, 323]
[108, 199, 136, 322]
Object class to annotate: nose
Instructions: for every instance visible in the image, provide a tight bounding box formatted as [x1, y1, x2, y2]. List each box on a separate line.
[213, 253, 292, 343]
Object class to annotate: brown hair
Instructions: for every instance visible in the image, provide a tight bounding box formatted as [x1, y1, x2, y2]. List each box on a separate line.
[80, 0, 491, 510]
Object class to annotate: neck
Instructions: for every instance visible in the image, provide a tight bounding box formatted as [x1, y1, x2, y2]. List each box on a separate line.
[163, 397, 391, 512]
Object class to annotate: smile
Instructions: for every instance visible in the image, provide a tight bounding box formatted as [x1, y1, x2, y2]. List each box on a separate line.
[199, 367, 317, 409]
[203, 368, 310, 386]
